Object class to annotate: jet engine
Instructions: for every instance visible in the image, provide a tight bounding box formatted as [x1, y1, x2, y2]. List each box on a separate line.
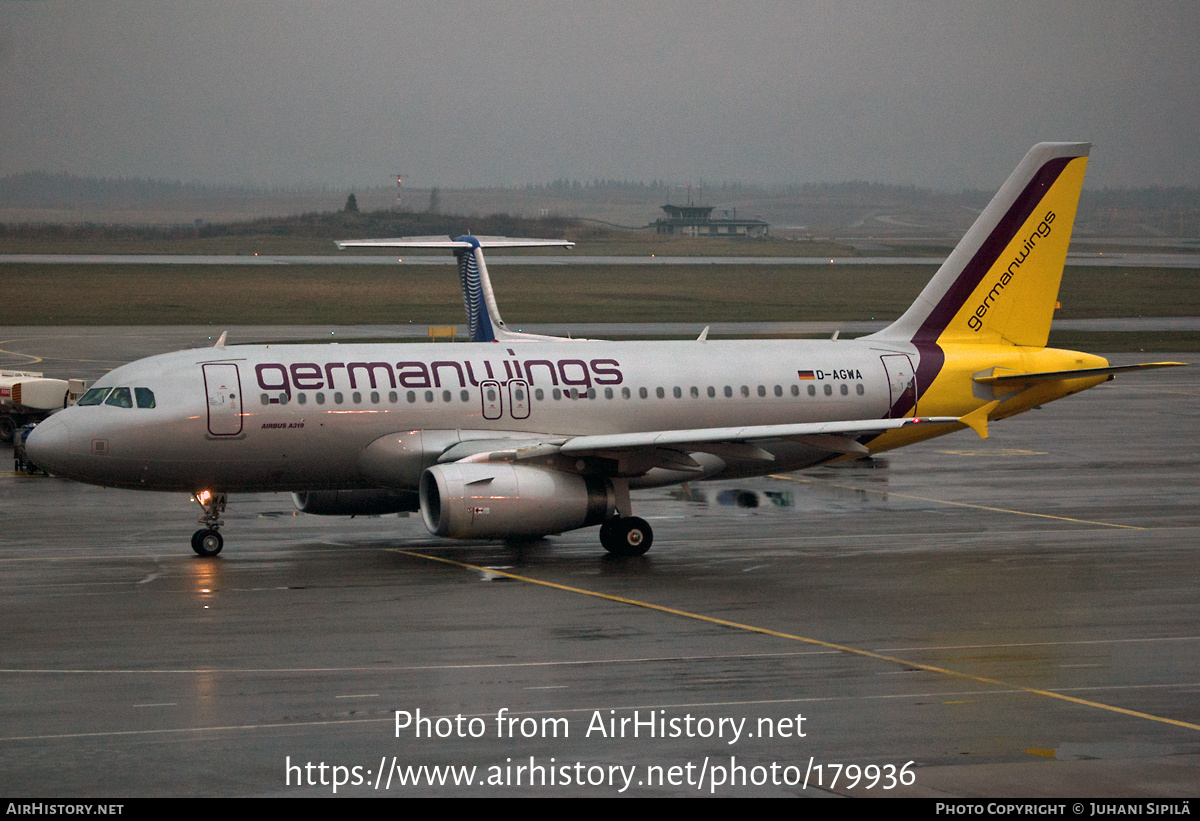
[420, 463, 613, 539]
[292, 489, 420, 516]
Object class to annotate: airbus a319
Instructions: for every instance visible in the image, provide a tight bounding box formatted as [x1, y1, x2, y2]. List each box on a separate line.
[27, 143, 1183, 557]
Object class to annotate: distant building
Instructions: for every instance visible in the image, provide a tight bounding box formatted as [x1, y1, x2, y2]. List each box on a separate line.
[654, 204, 770, 237]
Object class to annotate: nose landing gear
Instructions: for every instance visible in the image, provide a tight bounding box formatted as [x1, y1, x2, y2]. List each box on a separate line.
[191, 490, 226, 557]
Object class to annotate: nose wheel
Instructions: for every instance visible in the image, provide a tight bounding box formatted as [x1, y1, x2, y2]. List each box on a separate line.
[191, 491, 227, 557]
[599, 516, 653, 557]
[191, 528, 224, 556]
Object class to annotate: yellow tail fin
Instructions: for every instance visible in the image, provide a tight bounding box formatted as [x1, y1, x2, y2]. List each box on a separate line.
[869, 142, 1090, 349]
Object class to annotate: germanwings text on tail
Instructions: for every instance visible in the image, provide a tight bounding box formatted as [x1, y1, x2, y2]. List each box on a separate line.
[27, 143, 1184, 557]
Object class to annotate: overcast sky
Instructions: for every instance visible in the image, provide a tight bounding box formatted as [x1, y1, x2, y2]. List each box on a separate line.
[2, 1, 1197, 190]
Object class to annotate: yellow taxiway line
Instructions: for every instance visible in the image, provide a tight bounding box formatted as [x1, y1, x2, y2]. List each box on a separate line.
[393, 549, 1200, 733]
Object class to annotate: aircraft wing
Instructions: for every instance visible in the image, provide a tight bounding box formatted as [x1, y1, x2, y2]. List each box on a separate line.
[557, 416, 960, 454]
[436, 416, 961, 472]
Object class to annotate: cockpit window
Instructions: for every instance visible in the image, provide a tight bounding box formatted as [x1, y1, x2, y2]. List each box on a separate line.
[77, 387, 112, 406]
[135, 387, 156, 408]
[104, 387, 134, 408]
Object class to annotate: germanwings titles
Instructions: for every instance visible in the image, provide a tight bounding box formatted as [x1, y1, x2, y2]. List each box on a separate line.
[27, 143, 1184, 557]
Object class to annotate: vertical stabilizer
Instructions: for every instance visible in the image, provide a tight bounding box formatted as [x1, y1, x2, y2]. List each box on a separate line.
[453, 236, 505, 342]
[334, 234, 575, 342]
[868, 142, 1090, 348]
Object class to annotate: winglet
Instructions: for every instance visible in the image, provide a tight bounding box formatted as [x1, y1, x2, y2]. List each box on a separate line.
[215, 331, 227, 349]
[959, 401, 1001, 439]
[697, 325, 710, 342]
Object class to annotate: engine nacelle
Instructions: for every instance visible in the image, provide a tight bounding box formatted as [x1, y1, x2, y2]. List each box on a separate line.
[292, 489, 420, 516]
[420, 463, 613, 539]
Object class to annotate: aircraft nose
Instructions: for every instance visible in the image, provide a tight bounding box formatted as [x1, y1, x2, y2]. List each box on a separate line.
[25, 414, 71, 473]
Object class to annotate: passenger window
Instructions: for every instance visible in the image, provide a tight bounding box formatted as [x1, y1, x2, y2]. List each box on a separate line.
[741, 386, 749, 397]
[856, 384, 865, 395]
[460, 390, 469, 402]
[335, 392, 344, 404]
[757, 385, 766, 397]
[442, 390, 451, 402]
[724, 386, 732, 398]
[656, 387, 665, 399]
[791, 385, 800, 397]
[823, 384, 833, 396]
[371, 391, 380, 403]
[553, 389, 562, 400]
[316, 392, 326, 405]
[105, 387, 134, 408]
[707, 386, 715, 398]
[535, 389, 544, 400]
[77, 387, 111, 406]
[807, 385, 816, 396]
[353, 392, 362, 404]
[840, 384, 849, 396]
[621, 387, 630, 399]
[260, 394, 269, 405]
[297, 393, 307, 405]
[639, 387, 648, 399]
[673, 387, 682, 399]
[389, 391, 398, 403]
[407, 391, 416, 403]
[424, 391, 434, 402]
[605, 388, 613, 399]
[774, 385, 782, 397]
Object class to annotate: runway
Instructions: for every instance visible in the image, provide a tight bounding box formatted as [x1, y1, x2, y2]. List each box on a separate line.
[4, 252, 1200, 268]
[0, 332, 1197, 796]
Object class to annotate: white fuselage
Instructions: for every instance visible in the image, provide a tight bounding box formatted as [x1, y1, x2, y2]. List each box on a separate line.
[30, 337, 920, 493]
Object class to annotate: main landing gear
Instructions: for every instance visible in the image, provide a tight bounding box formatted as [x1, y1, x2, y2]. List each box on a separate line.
[597, 478, 652, 557]
[191, 490, 226, 557]
[599, 516, 653, 557]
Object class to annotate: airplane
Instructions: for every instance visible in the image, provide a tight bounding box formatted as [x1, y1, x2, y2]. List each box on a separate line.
[26, 142, 1184, 558]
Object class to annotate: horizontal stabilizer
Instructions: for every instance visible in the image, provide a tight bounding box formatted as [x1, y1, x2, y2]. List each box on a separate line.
[336, 236, 574, 250]
[973, 361, 1187, 386]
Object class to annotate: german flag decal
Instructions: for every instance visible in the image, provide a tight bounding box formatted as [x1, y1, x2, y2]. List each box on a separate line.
[797, 370, 816, 381]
